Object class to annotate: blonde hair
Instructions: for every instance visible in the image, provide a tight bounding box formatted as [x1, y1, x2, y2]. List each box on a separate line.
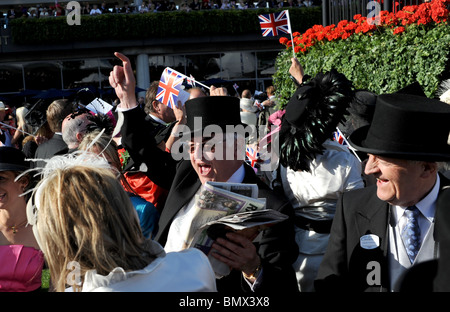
[34, 155, 163, 292]
[15, 106, 33, 135]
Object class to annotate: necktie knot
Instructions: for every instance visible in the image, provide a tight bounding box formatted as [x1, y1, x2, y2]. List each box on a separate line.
[401, 205, 421, 264]
[405, 205, 420, 219]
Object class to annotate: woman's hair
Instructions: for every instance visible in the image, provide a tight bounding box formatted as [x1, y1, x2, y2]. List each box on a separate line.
[33, 155, 163, 292]
[22, 122, 54, 149]
[15, 106, 33, 135]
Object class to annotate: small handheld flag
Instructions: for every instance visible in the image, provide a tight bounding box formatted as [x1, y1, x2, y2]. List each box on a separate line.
[233, 83, 240, 97]
[165, 67, 210, 90]
[245, 146, 261, 168]
[334, 127, 361, 162]
[254, 100, 264, 111]
[333, 129, 346, 145]
[187, 74, 196, 87]
[156, 68, 184, 108]
[258, 10, 295, 58]
[258, 10, 290, 37]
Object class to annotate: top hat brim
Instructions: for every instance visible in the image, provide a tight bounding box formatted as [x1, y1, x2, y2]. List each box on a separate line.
[0, 163, 30, 172]
[349, 125, 450, 162]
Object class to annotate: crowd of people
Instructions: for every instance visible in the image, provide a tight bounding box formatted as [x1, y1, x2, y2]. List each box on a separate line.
[0, 49, 449, 293]
[1, 0, 318, 20]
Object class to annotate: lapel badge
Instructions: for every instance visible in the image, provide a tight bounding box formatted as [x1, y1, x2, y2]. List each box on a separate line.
[360, 234, 380, 249]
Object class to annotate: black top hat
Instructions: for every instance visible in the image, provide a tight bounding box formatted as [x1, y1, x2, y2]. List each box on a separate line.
[395, 81, 426, 97]
[339, 89, 377, 138]
[184, 96, 247, 137]
[0, 146, 31, 172]
[349, 93, 450, 161]
[279, 69, 354, 171]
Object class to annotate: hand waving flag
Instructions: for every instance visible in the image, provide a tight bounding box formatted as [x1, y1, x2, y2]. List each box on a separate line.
[156, 68, 184, 108]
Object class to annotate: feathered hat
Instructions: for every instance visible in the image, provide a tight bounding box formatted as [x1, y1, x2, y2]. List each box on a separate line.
[279, 69, 354, 172]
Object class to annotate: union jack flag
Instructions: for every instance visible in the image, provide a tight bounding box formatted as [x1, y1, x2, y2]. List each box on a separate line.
[156, 68, 184, 108]
[333, 128, 348, 146]
[333, 127, 362, 162]
[258, 10, 291, 37]
[245, 146, 260, 168]
[254, 100, 264, 110]
[188, 74, 196, 87]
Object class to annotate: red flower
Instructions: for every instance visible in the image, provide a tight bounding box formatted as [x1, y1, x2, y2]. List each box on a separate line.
[280, 0, 449, 53]
[393, 26, 405, 34]
[353, 14, 362, 21]
[337, 20, 349, 29]
[279, 37, 289, 45]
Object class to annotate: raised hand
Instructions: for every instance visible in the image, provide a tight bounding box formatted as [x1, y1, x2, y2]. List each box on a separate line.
[109, 52, 137, 109]
[289, 57, 305, 85]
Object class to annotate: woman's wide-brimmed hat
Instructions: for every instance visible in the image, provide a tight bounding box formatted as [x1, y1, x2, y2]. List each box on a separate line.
[349, 93, 450, 161]
[0, 146, 31, 172]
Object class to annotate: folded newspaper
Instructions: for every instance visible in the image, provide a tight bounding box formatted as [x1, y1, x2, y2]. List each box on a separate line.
[186, 181, 289, 278]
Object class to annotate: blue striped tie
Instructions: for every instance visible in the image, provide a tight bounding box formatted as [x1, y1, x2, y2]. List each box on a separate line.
[401, 206, 421, 264]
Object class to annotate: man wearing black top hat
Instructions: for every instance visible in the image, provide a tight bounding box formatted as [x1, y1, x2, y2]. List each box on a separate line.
[109, 52, 298, 293]
[314, 93, 450, 292]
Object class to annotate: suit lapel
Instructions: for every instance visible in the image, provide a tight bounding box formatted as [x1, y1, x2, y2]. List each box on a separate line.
[355, 191, 390, 253]
[156, 161, 201, 243]
[432, 173, 450, 242]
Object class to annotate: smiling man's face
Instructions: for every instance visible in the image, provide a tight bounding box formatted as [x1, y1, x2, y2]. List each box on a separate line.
[364, 154, 433, 207]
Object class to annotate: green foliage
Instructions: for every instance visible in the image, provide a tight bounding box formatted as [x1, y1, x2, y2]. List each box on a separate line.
[273, 22, 450, 109]
[9, 8, 321, 44]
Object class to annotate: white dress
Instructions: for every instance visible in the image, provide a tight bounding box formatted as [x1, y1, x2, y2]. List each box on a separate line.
[278, 139, 365, 291]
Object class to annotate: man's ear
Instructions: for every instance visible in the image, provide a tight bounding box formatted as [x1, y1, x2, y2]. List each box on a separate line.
[422, 161, 438, 178]
[152, 100, 160, 112]
[76, 132, 84, 143]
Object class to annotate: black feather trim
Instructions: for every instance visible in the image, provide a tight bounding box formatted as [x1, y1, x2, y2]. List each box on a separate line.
[279, 69, 353, 172]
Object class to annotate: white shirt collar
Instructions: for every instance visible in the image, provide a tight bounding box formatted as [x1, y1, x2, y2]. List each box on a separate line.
[393, 173, 440, 224]
[149, 114, 168, 125]
[227, 164, 245, 183]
